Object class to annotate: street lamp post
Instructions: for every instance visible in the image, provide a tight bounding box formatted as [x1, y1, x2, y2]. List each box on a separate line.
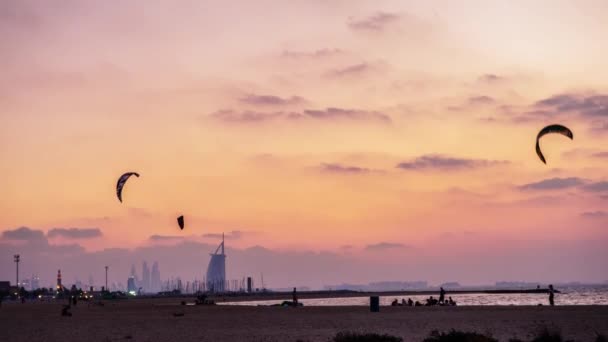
[13, 254, 20, 289]
[105, 266, 108, 292]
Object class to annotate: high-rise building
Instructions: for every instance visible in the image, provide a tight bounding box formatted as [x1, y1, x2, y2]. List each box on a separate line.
[151, 261, 161, 293]
[206, 233, 226, 292]
[56, 270, 62, 291]
[31, 275, 40, 291]
[127, 276, 137, 295]
[142, 261, 150, 293]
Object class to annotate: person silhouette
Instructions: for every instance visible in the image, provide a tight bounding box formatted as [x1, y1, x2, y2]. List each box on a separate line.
[439, 287, 446, 303]
[292, 287, 298, 307]
[548, 284, 555, 306]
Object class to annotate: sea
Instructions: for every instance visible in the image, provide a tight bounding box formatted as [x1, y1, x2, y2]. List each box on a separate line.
[220, 285, 608, 306]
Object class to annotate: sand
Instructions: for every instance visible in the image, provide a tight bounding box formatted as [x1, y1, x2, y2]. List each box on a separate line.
[0, 299, 606, 342]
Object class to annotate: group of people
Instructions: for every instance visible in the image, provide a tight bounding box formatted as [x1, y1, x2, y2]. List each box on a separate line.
[390, 287, 457, 307]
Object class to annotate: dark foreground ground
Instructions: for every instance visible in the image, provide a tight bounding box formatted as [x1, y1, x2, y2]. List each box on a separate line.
[0, 299, 606, 342]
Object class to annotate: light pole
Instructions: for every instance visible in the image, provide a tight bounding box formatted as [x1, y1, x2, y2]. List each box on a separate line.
[13, 254, 20, 289]
[105, 266, 108, 292]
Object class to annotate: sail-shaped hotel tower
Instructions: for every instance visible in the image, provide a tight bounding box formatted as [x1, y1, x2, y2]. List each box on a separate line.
[205, 233, 226, 292]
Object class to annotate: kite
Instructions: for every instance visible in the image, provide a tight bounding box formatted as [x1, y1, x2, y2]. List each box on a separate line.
[535, 124, 573, 164]
[177, 215, 184, 230]
[116, 172, 140, 203]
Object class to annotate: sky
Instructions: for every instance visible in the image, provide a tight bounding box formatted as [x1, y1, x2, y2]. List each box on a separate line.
[1, 0, 608, 289]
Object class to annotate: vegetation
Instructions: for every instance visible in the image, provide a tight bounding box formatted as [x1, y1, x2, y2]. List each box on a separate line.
[528, 327, 573, 342]
[423, 330, 498, 342]
[333, 331, 403, 342]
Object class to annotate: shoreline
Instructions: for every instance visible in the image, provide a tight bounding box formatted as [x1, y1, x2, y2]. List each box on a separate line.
[208, 289, 556, 303]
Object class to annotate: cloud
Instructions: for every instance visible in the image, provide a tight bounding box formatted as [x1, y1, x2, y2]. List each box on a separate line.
[281, 48, 343, 59]
[1, 226, 45, 240]
[202, 230, 253, 240]
[396, 155, 507, 171]
[592, 152, 608, 158]
[519, 177, 586, 191]
[347, 12, 400, 32]
[325, 63, 370, 78]
[209, 109, 301, 123]
[365, 242, 408, 251]
[0, 0, 44, 31]
[209, 107, 391, 124]
[582, 181, 608, 192]
[303, 108, 391, 123]
[320, 163, 373, 174]
[580, 211, 608, 218]
[468, 96, 495, 105]
[239, 94, 306, 106]
[534, 93, 608, 117]
[149, 235, 184, 241]
[47, 228, 103, 239]
[478, 74, 506, 84]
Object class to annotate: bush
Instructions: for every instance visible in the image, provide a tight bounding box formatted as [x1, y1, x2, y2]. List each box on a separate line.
[333, 331, 403, 342]
[423, 330, 498, 342]
[530, 327, 571, 342]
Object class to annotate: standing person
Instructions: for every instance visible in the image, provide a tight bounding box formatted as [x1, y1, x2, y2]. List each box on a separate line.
[439, 287, 446, 303]
[292, 287, 298, 307]
[548, 284, 555, 306]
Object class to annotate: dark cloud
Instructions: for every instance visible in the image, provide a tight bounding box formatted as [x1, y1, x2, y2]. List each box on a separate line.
[478, 74, 506, 84]
[202, 230, 252, 240]
[47, 228, 102, 239]
[365, 242, 408, 251]
[580, 211, 608, 218]
[582, 181, 608, 192]
[303, 107, 391, 123]
[239, 94, 306, 106]
[320, 163, 372, 174]
[209, 109, 302, 123]
[519, 177, 586, 191]
[0, 0, 44, 30]
[209, 107, 390, 124]
[396, 155, 507, 171]
[534, 93, 608, 117]
[468, 95, 495, 105]
[1, 226, 45, 240]
[347, 12, 400, 32]
[325, 63, 370, 78]
[149, 235, 184, 241]
[281, 48, 343, 59]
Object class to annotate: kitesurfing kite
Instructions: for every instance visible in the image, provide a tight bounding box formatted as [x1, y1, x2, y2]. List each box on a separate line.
[535, 124, 573, 164]
[116, 172, 140, 203]
[177, 215, 185, 230]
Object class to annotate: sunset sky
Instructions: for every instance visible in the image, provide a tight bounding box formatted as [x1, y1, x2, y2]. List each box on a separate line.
[1, 0, 607, 288]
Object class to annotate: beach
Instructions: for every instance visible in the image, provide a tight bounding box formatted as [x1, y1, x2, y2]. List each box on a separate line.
[1, 299, 607, 342]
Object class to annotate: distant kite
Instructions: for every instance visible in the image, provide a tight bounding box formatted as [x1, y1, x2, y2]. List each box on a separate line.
[116, 172, 140, 203]
[177, 215, 184, 230]
[535, 124, 573, 164]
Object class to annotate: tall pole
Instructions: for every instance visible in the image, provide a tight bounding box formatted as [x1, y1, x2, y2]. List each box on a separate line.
[13, 254, 20, 288]
[105, 266, 109, 291]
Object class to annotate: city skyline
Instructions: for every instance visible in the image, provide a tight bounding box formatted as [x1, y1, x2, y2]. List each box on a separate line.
[1, 0, 608, 286]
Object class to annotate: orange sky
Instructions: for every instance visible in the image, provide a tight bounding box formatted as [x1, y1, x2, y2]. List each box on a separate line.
[1, 0, 608, 285]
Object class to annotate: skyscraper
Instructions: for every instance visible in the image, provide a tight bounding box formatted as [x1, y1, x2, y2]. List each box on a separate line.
[127, 275, 137, 295]
[151, 261, 161, 293]
[206, 233, 226, 292]
[56, 270, 62, 292]
[142, 261, 150, 293]
[31, 275, 40, 291]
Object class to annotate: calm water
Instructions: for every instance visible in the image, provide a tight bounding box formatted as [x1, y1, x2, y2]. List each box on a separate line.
[221, 286, 608, 306]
